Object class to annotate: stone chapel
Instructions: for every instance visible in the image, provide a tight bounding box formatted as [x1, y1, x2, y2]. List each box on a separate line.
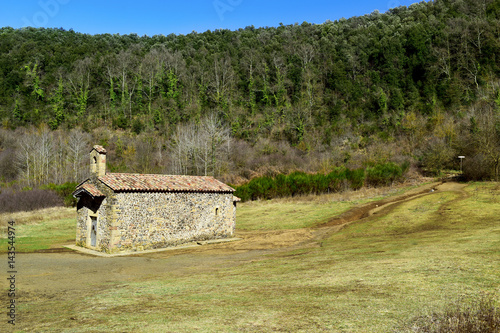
[73, 145, 238, 253]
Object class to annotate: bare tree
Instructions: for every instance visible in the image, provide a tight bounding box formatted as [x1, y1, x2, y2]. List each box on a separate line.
[17, 130, 37, 187]
[212, 55, 235, 105]
[51, 131, 66, 184]
[17, 125, 54, 187]
[199, 114, 231, 176]
[142, 48, 165, 116]
[67, 128, 90, 182]
[116, 49, 140, 119]
[169, 114, 231, 176]
[101, 53, 118, 121]
[170, 122, 197, 175]
[297, 43, 316, 70]
[432, 36, 452, 80]
[272, 54, 288, 108]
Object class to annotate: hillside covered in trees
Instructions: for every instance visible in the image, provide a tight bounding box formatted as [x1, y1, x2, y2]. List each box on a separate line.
[1, 0, 500, 190]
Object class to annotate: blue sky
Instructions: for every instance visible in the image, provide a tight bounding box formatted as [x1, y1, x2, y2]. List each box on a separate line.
[2, 0, 422, 36]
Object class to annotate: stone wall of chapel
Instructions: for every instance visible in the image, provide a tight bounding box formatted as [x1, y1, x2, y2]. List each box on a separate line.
[112, 192, 234, 252]
[96, 197, 110, 251]
[75, 206, 88, 247]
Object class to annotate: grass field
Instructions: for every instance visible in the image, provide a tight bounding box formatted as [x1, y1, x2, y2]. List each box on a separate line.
[236, 185, 404, 230]
[0, 207, 75, 252]
[2, 182, 499, 332]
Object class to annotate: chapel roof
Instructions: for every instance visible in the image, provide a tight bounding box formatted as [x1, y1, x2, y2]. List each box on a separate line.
[91, 145, 107, 154]
[73, 182, 105, 198]
[98, 173, 235, 193]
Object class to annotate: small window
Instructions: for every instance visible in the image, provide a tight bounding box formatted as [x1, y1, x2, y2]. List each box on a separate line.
[91, 156, 97, 173]
[215, 207, 219, 216]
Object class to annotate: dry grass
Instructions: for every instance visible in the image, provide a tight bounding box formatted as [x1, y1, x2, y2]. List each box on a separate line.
[0, 206, 74, 227]
[397, 293, 500, 332]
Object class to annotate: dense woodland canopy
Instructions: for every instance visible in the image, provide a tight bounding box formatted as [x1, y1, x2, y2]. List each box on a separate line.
[1, 0, 500, 189]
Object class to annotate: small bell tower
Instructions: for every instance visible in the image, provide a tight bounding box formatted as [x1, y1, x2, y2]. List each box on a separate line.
[90, 145, 107, 178]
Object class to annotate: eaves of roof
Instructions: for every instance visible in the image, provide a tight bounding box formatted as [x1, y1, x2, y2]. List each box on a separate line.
[73, 182, 105, 198]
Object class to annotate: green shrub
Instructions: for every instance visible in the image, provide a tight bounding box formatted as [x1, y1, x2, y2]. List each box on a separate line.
[40, 182, 79, 207]
[287, 171, 311, 196]
[248, 176, 275, 200]
[274, 173, 291, 197]
[366, 162, 403, 186]
[327, 167, 348, 192]
[347, 168, 365, 190]
[311, 173, 330, 194]
[113, 115, 129, 130]
[234, 184, 251, 202]
[234, 163, 407, 202]
[132, 118, 144, 134]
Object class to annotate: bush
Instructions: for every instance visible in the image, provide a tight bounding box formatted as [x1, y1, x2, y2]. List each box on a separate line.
[274, 173, 291, 197]
[287, 171, 311, 196]
[0, 188, 63, 213]
[40, 182, 79, 207]
[347, 168, 365, 190]
[327, 167, 348, 192]
[113, 115, 129, 130]
[234, 162, 407, 202]
[365, 162, 403, 186]
[132, 118, 144, 134]
[463, 154, 493, 181]
[247, 176, 275, 200]
[234, 184, 251, 202]
[311, 173, 330, 194]
[419, 137, 456, 175]
[397, 294, 500, 333]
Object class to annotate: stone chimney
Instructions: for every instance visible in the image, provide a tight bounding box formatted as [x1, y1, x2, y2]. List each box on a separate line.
[90, 145, 107, 178]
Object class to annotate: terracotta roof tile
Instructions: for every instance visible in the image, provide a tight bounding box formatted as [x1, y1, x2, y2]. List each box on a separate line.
[99, 173, 235, 193]
[73, 182, 105, 198]
[92, 145, 107, 154]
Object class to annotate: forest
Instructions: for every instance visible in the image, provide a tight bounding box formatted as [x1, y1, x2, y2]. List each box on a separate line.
[1, 0, 500, 195]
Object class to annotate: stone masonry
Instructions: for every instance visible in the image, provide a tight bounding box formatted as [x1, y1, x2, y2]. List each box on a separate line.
[73, 145, 238, 253]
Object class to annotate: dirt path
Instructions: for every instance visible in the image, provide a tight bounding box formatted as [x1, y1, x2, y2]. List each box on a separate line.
[12, 181, 468, 298]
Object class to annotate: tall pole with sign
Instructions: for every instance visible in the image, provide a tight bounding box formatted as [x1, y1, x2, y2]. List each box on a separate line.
[458, 156, 465, 173]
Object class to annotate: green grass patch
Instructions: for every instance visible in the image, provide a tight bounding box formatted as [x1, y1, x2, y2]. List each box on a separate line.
[339, 192, 459, 238]
[236, 199, 358, 230]
[236, 186, 411, 230]
[0, 217, 75, 252]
